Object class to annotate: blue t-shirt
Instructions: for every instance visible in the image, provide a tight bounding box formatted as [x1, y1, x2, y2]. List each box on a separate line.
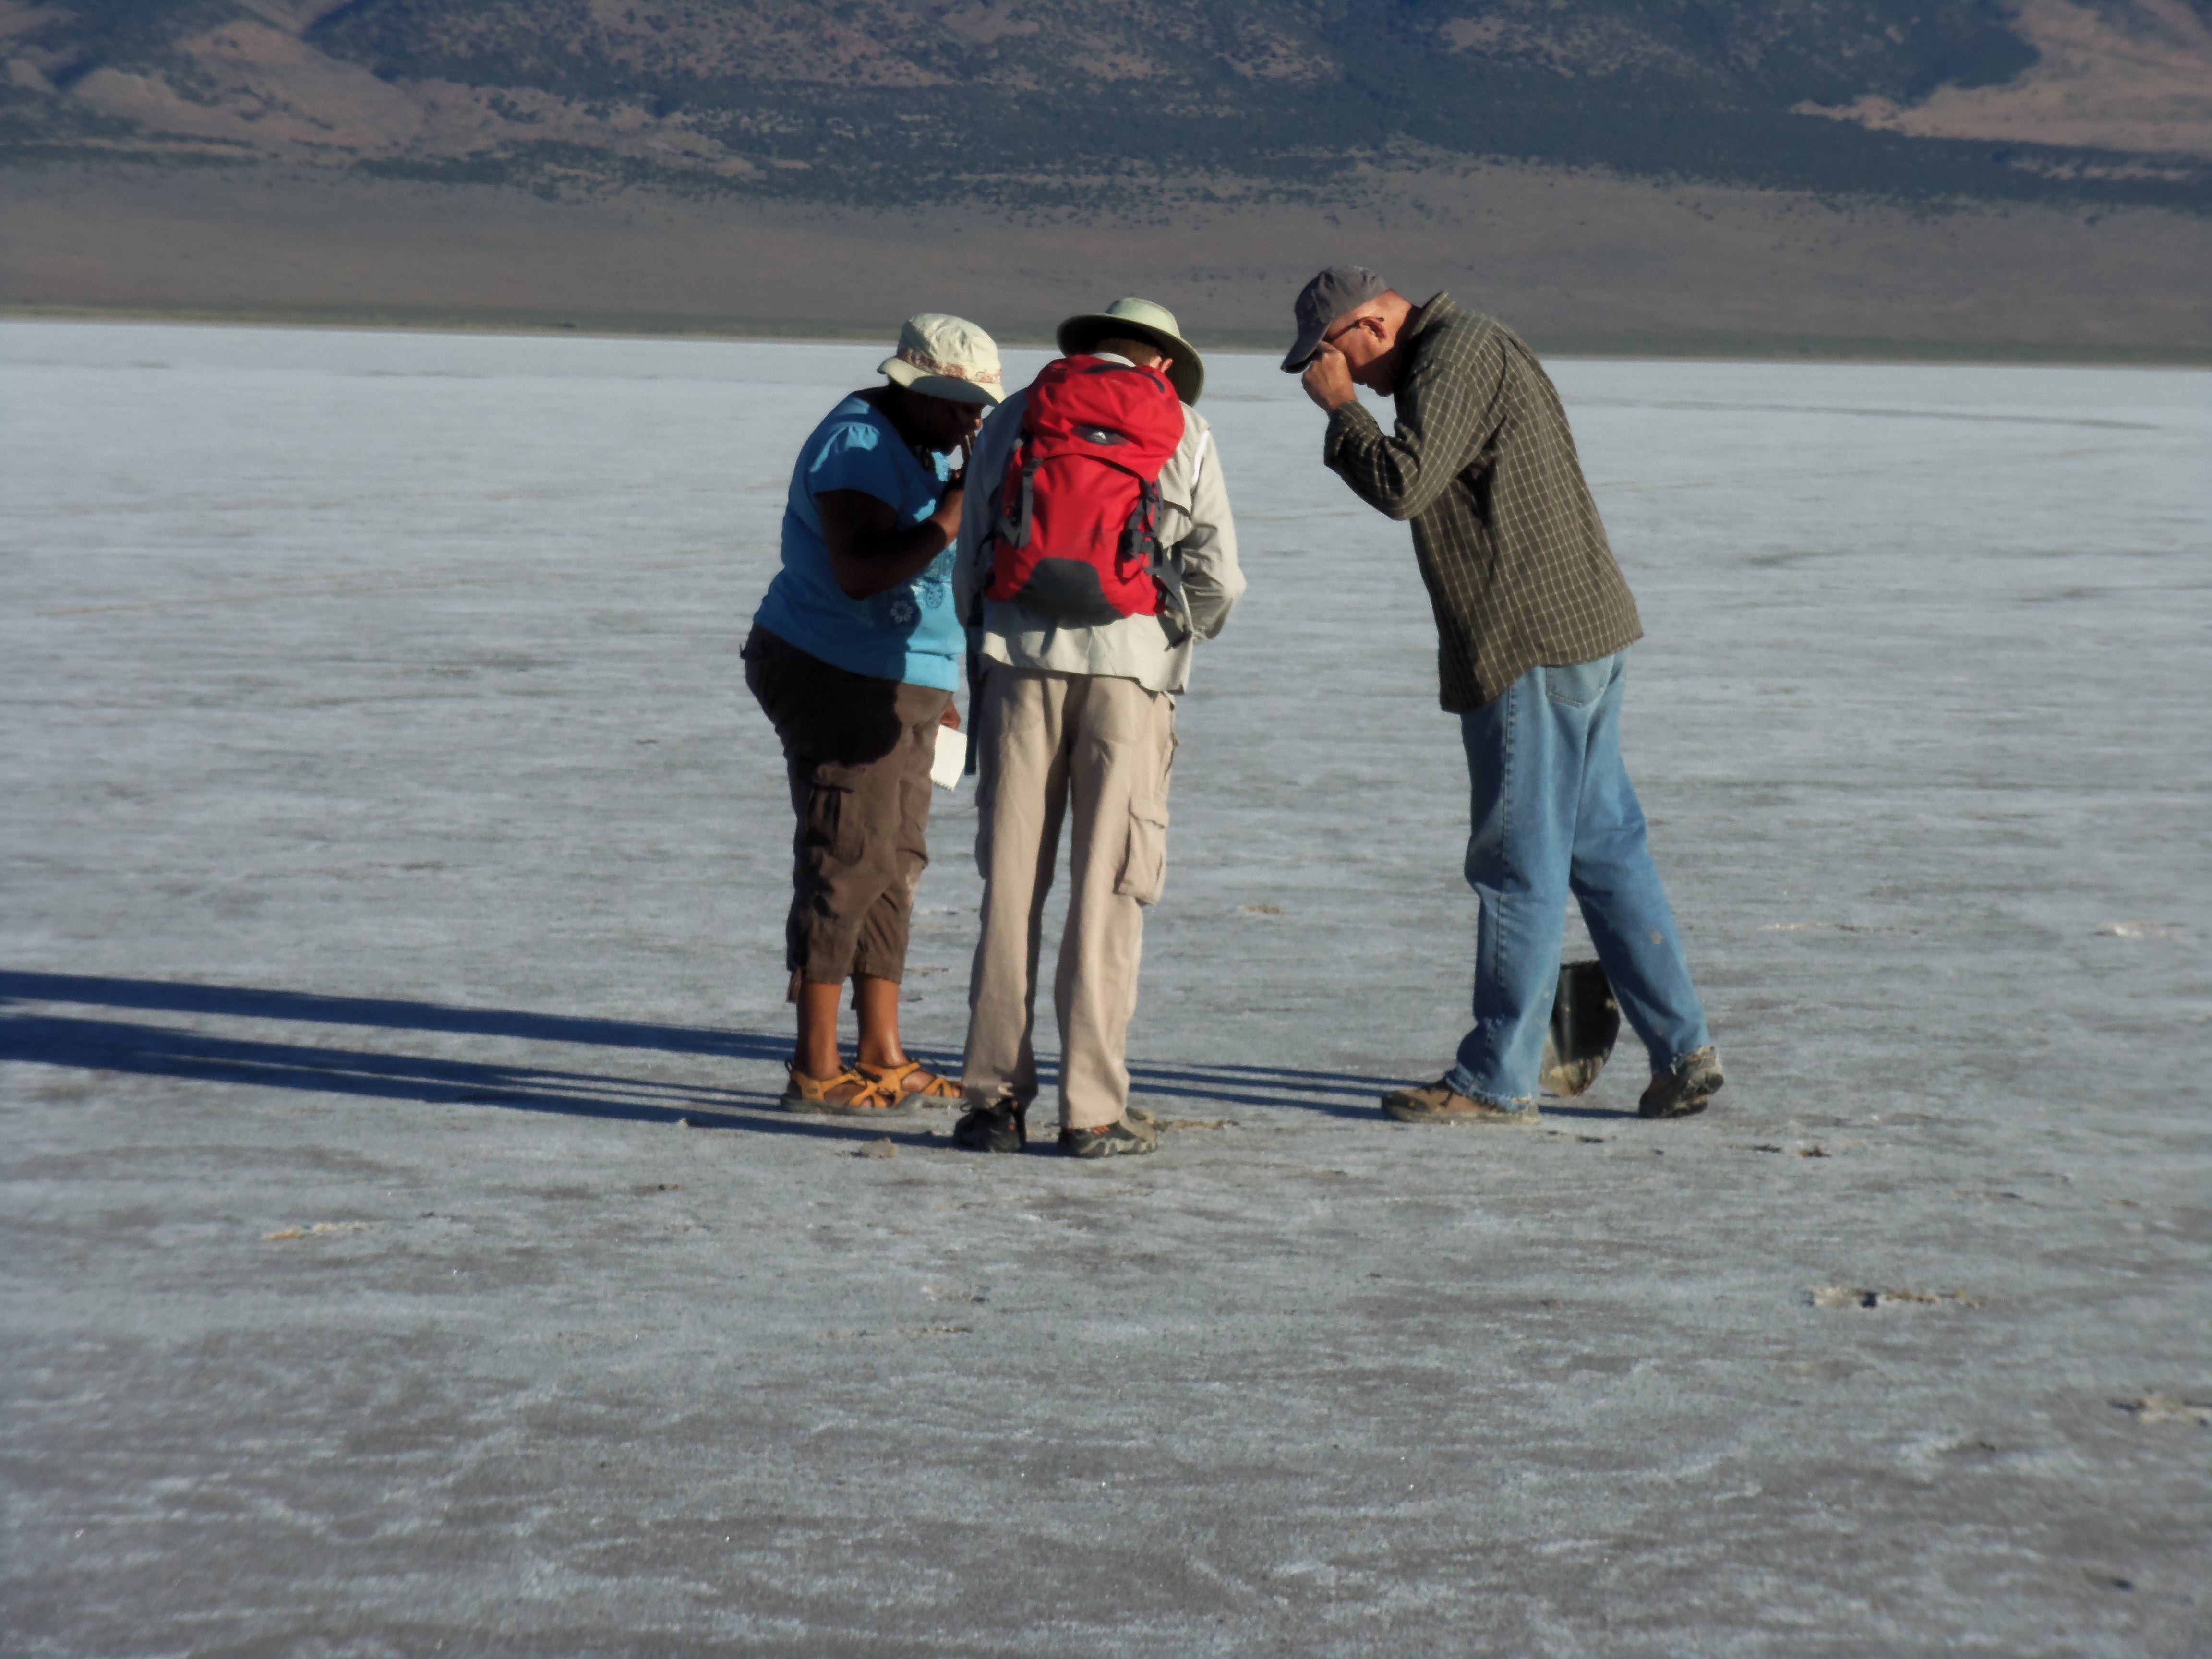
[752, 394, 961, 690]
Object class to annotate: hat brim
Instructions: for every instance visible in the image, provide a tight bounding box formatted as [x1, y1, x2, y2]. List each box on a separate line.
[1280, 327, 1327, 374]
[879, 355, 1002, 405]
[1056, 315, 1205, 406]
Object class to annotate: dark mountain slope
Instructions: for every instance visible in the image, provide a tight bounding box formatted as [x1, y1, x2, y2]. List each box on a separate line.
[3, 1, 2205, 212]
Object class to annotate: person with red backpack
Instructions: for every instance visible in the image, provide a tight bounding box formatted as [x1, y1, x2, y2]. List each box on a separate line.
[949, 298, 1244, 1158]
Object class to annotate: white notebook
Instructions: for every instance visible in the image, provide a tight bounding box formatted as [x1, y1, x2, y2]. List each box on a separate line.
[931, 724, 968, 791]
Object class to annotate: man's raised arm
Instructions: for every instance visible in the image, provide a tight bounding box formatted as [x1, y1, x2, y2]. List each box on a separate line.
[1313, 329, 1503, 524]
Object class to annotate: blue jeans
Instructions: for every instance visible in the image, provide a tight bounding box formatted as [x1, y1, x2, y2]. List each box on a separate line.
[1444, 652, 1710, 1107]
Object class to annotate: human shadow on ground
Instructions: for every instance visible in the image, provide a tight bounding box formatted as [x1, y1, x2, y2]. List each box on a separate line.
[0, 973, 1648, 1143]
[0, 971, 1639, 1126]
[0, 1009, 800, 1128]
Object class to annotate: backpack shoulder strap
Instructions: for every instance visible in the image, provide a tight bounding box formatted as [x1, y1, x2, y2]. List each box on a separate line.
[994, 441, 1037, 551]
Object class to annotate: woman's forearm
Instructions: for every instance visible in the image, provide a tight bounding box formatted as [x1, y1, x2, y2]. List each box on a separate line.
[828, 518, 953, 599]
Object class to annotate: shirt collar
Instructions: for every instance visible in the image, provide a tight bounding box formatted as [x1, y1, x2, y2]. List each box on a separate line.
[1406, 292, 1457, 340]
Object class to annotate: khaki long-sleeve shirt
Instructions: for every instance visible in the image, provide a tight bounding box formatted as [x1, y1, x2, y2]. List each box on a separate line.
[1323, 294, 1641, 710]
[956, 354, 1243, 697]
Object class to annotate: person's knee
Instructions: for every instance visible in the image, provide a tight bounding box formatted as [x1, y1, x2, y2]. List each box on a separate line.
[1570, 815, 1656, 885]
[1462, 822, 1523, 889]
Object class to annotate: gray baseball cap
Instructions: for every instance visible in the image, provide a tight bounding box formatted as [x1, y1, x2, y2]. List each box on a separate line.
[1281, 265, 1391, 372]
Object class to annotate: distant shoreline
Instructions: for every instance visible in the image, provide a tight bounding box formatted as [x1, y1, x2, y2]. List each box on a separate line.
[8, 304, 2209, 370]
[11, 163, 2209, 369]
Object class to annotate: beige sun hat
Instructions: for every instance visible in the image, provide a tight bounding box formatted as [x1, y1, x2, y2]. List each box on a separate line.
[878, 313, 1004, 405]
[1057, 297, 1204, 405]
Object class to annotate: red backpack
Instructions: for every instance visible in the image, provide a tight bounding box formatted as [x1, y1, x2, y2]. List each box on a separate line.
[981, 355, 1188, 637]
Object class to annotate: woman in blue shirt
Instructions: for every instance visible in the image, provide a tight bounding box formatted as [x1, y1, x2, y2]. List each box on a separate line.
[745, 314, 1002, 1112]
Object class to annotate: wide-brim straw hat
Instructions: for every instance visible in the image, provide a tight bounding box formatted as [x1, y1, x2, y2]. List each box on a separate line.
[1056, 297, 1204, 406]
[879, 313, 1004, 404]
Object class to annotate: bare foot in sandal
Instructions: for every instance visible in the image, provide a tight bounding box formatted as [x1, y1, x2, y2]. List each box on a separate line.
[781, 1064, 907, 1115]
[855, 1058, 963, 1104]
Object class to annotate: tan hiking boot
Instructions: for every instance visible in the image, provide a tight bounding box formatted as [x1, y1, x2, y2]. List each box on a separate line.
[1057, 1114, 1161, 1158]
[1638, 1047, 1724, 1119]
[1380, 1079, 1542, 1126]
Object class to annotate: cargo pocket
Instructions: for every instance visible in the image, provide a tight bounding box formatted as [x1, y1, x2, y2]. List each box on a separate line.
[1115, 793, 1171, 906]
[802, 766, 866, 867]
[972, 762, 998, 881]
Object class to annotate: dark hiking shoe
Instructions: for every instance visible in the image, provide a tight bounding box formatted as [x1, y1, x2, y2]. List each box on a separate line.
[1057, 1116, 1160, 1158]
[1639, 1047, 1725, 1119]
[1380, 1080, 1542, 1126]
[952, 1101, 1027, 1153]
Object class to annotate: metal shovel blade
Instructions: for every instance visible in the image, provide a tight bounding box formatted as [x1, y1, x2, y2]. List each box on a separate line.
[1539, 959, 1621, 1097]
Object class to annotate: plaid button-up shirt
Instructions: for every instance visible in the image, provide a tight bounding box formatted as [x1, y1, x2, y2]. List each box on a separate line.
[1323, 294, 1642, 710]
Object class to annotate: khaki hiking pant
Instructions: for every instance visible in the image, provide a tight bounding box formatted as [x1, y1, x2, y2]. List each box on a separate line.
[962, 667, 1176, 1130]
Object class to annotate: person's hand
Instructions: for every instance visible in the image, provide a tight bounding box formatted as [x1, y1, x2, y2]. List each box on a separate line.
[928, 472, 966, 538]
[1301, 342, 1358, 413]
[939, 702, 961, 731]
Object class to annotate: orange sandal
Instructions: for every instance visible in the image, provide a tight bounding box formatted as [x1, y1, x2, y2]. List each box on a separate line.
[856, 1059, 964, 1105]
[781, 1064, 906, 1116]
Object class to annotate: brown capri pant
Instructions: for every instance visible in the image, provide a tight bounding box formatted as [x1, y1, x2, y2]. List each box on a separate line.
[743, 626, 951, 988]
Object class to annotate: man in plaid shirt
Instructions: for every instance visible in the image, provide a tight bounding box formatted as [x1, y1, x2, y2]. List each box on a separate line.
[1285, 266, 1724, 1123]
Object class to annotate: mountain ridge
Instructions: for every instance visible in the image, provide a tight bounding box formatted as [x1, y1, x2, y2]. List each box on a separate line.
[7, 2, 2209, 354]
[5, 1, 2208, 214]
